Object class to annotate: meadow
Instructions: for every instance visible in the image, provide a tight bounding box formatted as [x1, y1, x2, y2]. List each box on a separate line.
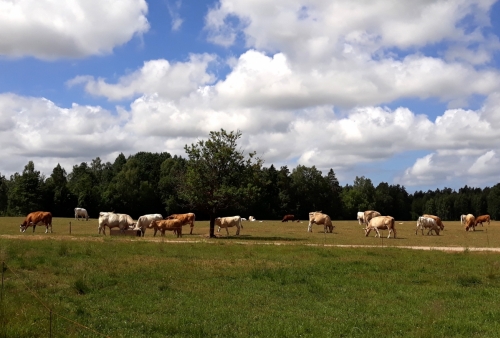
[1, 217, 500, 337]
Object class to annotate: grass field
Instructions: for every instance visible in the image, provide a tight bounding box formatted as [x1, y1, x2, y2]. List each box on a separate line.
[1, 217, 500, 337]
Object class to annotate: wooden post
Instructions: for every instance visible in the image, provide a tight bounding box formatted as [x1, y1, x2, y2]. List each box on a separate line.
[69, 222, 71, 235]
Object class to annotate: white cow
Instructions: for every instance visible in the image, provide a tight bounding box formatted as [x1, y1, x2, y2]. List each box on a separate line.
[365, 216, 396, 238]
[74, 207, 89, 221]
[98, 212, 135, 235]
[308, 211, 334, 233]
[357, 212, 364, 225]
[460, 214, 467, 225]
[248, 216, 256, 222]
[415, 217, 440, 235]
[465, 214, 475, 231]
[241, 218, 247, 221]
[216, 216, 243, 236]
[134, 214, 163, 236]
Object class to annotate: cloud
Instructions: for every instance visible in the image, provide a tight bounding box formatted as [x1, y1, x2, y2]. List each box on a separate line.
[0, 0, 149, 59]
[167, 0, 184, 31]
[68, 54, 217, 101]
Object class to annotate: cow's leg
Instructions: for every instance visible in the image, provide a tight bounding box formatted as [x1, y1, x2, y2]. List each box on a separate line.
[153, 228, 157, 237]
[217, 226, 220, 233]
[226, 227, 230, 236]
[190, 224, 193, 235]
[236, 225, 240, 236]
[307, 222, 313, 232]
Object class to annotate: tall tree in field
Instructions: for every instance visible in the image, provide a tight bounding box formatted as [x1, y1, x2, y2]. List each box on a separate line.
[181, 129, 262, 237]
[0, 173, 8, 215]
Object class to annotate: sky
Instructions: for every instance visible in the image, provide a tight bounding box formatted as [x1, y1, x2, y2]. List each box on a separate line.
[1, 0, 500, 192]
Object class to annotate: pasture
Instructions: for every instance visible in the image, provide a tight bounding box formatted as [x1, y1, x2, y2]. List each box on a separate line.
[1, 217, 500, 337]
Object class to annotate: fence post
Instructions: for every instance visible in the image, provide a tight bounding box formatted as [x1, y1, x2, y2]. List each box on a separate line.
[69, 222, 72, 235]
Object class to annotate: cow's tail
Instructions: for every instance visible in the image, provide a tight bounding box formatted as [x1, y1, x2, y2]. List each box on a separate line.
[390, 217, 396, 238]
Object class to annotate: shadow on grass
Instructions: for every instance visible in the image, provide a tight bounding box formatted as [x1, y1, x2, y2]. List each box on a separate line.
[215, 235, 303, 242]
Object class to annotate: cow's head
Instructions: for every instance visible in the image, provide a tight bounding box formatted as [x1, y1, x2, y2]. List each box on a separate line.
[19, 223, 28, 233]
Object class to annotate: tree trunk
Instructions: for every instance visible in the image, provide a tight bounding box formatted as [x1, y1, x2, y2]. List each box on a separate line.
[209, 212, 216, 238]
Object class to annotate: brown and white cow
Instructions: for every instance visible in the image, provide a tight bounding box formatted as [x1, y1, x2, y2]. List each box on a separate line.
[465, 214, 475, 231]
[215, 216, 243, 236]
[475, 215, 490, 227]
[422, 214, 445, 231]
[149, 219, 183, 237]
[282, 214, 296, 222]
[415, 216, 440, 235]
[20, 211, 53, 233]
[365, 216, 396, 238]
[166, 213, 195, 234]
[98, 212, 135, 235]
[308, 211, 334, 233]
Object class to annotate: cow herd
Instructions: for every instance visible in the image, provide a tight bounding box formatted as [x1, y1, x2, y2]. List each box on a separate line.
[18, 208, 493, 239]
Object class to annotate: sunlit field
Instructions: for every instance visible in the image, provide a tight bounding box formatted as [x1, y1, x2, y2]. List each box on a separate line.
[1, 217, 500, 337]
[1, 216, 499, 248]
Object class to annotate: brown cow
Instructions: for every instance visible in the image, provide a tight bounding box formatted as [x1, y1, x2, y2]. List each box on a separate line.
[282, 214, 296, 222]
[20, 211, 53, 233]
[422, 214, 445, 231]
[166, 213, 195, 234]
[465, 214, 475, 231]
[475, 214, 490, 227]
[365, 216, 396, 238]
[149, 219, 183, 237]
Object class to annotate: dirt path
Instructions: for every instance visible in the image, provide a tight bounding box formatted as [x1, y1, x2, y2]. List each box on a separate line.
[3, 234, 500, 253]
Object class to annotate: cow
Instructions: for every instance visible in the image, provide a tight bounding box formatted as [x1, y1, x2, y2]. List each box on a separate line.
[475, 214, 491, 227]
[415, 216, 440, 235]
[215, 216, 243, 236]
[282, 214, 296, 222]
[149, 219, 182, 237]
[20, 211, 53, 233]
[308, 211, 334, 233]
[460, 214, 467, 225]
[98, 212, 135, 235]
[357, 212, 364, 225]
[74, 207, 89, 221]
[249, 216, 256, 221]
[360, 210, 382, 227]
[422, 214, 445, 231]
[241, 218, 247, 221]
[365, 216, 396, 238]
[134, 214, 163, 236]
[465, 214, 475, 231]
[165, 213, 195, 235]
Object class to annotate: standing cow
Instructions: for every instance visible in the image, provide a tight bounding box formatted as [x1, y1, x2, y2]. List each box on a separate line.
[20, 211, 53, 233]
[215, 216, 243, 236]
[98, 212, 135, 235]
[475, 215, 491, 227]
[282, 214, 296, 222]
[135, 214, 163, 236]
[423, 214, 445, 231]
[166, 213, 195, 235]
[415, 216, 440, 235]
[74, 207, 89, 221]
[308, 211, 334, 233]
[149, 219, 182, 237]
[365, 216, 396, 238]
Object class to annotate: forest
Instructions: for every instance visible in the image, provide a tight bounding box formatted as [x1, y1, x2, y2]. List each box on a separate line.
[1, 136, 499, 222]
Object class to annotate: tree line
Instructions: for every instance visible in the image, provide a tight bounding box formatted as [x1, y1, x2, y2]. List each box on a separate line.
[1, 130, 499, 222]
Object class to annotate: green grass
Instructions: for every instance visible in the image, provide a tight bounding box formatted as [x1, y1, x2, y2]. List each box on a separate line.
[1, 217, 500, 337]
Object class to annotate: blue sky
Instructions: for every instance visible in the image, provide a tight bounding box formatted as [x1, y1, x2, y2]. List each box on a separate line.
[1, 0, 500, 192]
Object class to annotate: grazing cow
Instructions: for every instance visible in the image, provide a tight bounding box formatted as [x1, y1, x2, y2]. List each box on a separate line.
[475, 215, 491, 227]
[134, 214, 163, 236]
[166, 213, 195, 235]
[282, 214, 296, 222]
[215, 216, 243, 236]
[460, 214, 467, 225]
[422, 214, 445, 231]
[98, 212, 135, 235]
[74, 207, 89, 221]
[249, 216, 256, 221]
[365, 216, 396, 238]
[465, 214, 475, 231]
[308, 211, 334, 233]
[149, 219, 182, 237]
[241, 218, 247, 221]
[415, 217, 440, 235]
[20, 211, 53, 233]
